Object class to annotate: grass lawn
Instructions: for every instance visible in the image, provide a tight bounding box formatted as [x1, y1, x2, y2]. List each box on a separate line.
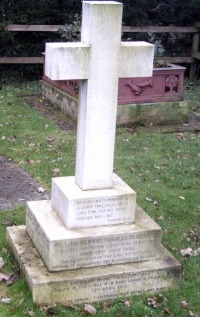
[0, 81, 199, 316]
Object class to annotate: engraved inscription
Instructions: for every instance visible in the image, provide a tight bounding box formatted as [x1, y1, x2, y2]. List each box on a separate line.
[26, 209, 50, 263]
[75, 196, 131, 223]
[51, 269, 177, 303]
[51, 231, 161, 270]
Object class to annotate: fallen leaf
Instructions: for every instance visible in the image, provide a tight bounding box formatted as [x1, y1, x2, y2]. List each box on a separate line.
[84, 304, 97, 315]
[163, 307, 171, 315]
[53, 168, 61, 175]
[0, 273, 10, 281]
[0, 297, 12, 304]
[188, 229, 199, 243]
[180, 300, 189, 308]
[177, 133, 186, 140]
[2, 248, 8, 254]
[180, 247, 194, 257]
[29, 160, 36, 165]
[188, 310, 196, 316]
[157, 216, 164, 221]
[16, 299, 24, 307]
[180, 247, 200, 257]
[193, 247, 200, 256]
[6, 274, 18, 286]
[146, 197, 153, 202]
[0, 257, 5, 269]
[38, 187, 45, 193]
[62, 302, 77, 309]
[28, 143, 35, 148]
[147, 297, 157, 308]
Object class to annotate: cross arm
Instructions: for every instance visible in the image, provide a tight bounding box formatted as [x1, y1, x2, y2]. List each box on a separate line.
[45, 42, 90, 80]
[119, 41, 154, 78]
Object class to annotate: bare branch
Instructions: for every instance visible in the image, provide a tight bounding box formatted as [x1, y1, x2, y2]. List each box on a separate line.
[151, 3, 168, 12]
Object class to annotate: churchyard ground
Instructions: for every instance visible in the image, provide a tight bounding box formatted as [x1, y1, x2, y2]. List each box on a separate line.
[0, 80, 199, 316]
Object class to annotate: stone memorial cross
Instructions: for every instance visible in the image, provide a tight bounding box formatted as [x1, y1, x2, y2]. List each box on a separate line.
[45, 1, 154, 191]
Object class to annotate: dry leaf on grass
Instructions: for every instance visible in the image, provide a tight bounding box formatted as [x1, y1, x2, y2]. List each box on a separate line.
[0, 297, 12, 304]
[53, 168, 61, 175]
[180, 247, 200, 257]
[5, 274, 19, 286]
[0, 257, 5, 269]
[2, 248, 8, 254]
[180, 300, 189, 308]
[188, 310, 196, 317]
[147, 297, 158, 308]
[38, 187, 45, 193]
[163, 307, 172, 315]
[0, 273, 10, 281]
[84, 303, 97, 315]
[124, 300, 132, 307]
[62, 302, 77, 309]
[28, 143, 35, 148]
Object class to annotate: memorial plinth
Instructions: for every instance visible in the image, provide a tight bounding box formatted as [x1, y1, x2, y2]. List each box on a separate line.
[51, 174, 136, 228]
[7, 225, 180, 306]
[26, 202, 162, 271]
[6, 1, 180, 305]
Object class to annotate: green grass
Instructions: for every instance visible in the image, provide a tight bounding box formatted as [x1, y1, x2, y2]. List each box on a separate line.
[0, 81, 200, 316]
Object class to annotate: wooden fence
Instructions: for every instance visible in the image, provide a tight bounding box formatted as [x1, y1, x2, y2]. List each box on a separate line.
[1, 23, 200, 79]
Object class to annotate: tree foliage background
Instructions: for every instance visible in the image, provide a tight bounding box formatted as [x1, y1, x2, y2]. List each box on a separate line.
[0, 0, 200, 79]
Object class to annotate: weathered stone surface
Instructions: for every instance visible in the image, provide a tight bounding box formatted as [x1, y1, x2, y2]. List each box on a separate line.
[51, 173, 136, 229]
[45, 43, 90, 80]
[26, 201, 161, 271]
[6, 225, 181, 306]
[117, 101, 189, 126]
[41, 80, 78, 120]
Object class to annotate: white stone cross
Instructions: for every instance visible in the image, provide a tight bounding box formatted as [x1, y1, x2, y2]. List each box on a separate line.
[45, 1, 154, 191]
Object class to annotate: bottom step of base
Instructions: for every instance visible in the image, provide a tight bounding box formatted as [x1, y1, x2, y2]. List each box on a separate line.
[6, 225, 181, 306]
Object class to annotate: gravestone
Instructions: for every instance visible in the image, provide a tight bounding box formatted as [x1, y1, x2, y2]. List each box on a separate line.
[7, 1, 180, 305]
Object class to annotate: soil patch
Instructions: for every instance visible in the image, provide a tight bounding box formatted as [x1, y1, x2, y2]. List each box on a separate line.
[0, 156, 50, 211]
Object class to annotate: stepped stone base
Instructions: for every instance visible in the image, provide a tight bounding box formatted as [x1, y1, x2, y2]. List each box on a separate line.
[6, 225, 180, 306]
[26, 201, 162, 271]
